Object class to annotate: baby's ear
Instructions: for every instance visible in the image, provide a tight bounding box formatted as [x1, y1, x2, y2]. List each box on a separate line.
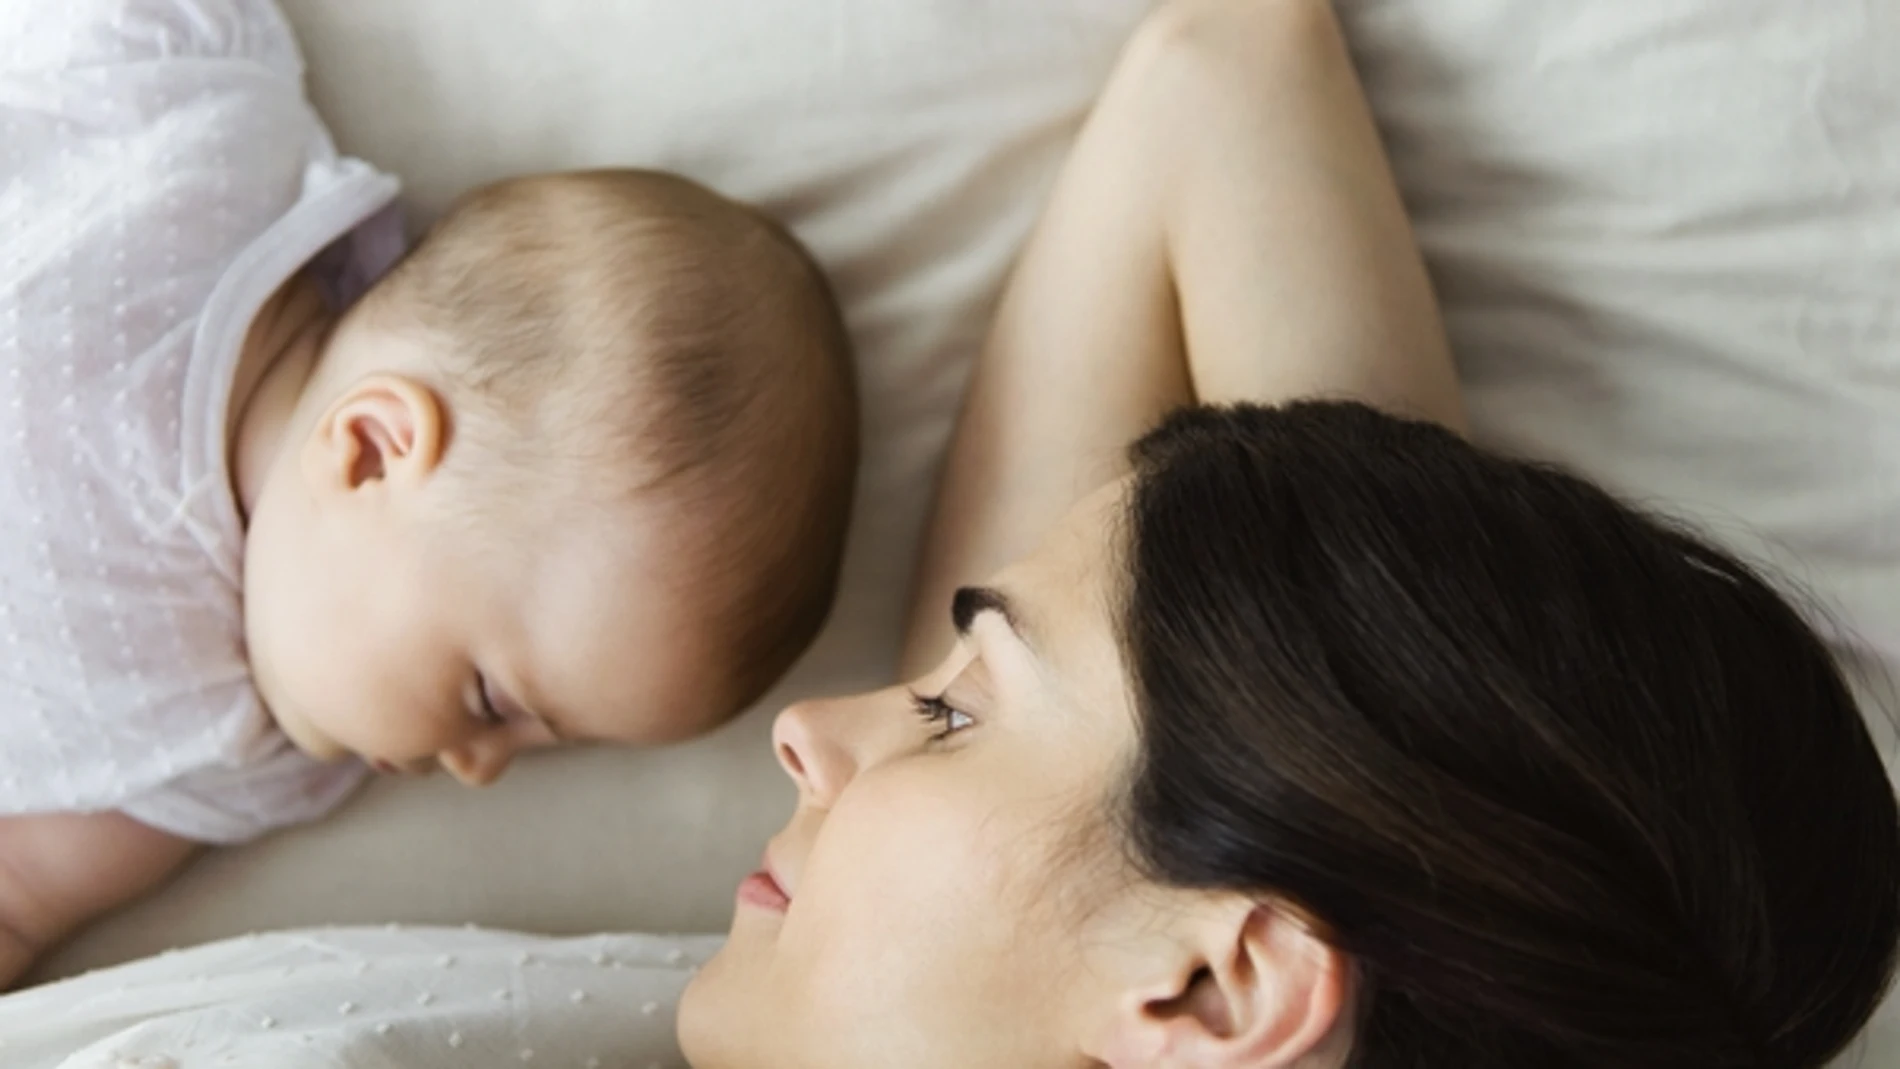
[306, 373, 447, 493]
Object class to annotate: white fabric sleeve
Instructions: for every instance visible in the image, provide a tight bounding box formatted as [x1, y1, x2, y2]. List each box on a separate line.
[117, 736, 369, 845]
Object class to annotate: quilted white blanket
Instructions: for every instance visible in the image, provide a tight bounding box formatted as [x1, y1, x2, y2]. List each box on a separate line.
[0, 927, 721, 1068]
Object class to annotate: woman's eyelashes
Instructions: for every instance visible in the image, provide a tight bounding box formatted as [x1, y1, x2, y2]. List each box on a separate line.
[908, 689, 975, 742]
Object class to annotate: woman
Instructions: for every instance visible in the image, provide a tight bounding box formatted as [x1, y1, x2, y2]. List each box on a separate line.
[678, 1, 1900, 1067]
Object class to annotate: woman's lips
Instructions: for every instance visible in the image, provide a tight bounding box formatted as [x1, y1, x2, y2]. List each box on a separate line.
[737, 856, 791, 912]
[371, 758, 400, 775]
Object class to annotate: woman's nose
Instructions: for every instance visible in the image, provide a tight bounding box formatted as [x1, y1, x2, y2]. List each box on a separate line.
[772, 696, 862, 805]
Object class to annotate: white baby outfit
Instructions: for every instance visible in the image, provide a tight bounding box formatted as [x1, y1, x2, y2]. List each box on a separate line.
[0, 0, 403, 842]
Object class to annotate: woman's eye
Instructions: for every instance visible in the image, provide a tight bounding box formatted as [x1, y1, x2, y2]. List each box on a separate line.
[908, 690, 974, 742]
[473, 675, 506, 727]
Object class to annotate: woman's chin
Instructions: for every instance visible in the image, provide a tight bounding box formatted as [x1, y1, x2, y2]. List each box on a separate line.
[675, 956, 730, 1067]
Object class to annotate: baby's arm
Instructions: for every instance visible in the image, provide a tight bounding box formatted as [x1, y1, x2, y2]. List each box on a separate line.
[0, 812, 198, 989]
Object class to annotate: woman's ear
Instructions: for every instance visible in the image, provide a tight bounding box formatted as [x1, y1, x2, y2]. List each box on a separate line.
[1092, 898, 1351, 1069]
[303, 373, 446, 495]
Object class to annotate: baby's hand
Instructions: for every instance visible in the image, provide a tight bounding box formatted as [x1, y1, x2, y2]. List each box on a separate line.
[0, 812, 198, 989]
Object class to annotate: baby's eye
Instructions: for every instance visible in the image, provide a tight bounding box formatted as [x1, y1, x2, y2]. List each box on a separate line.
[472, 674, 506, 727]
[907, 690, 974, 742]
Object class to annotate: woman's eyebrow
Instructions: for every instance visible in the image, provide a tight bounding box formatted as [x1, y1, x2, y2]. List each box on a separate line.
[952, 585, 1031, 651]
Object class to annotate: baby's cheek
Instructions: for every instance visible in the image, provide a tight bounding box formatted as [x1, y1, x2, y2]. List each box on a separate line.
[338, 696, 458, 758]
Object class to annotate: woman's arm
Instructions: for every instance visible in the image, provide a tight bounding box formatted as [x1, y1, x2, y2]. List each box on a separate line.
[901, 0, 1460, 674]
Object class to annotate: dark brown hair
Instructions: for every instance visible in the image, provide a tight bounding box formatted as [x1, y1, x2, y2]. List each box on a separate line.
[1120, 401, 1898, 1068]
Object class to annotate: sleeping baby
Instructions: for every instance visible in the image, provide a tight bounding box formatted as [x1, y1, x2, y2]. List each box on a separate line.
[0, 1, 857, 986]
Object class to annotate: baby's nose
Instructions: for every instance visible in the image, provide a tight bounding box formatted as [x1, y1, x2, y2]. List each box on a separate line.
[439, 740, 516, 787]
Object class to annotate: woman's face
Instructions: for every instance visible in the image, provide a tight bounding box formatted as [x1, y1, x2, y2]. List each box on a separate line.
[679, 486, 1170, 1068]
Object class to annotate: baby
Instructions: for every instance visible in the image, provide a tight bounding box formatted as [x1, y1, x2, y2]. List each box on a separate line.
[0, 2, 856, 985]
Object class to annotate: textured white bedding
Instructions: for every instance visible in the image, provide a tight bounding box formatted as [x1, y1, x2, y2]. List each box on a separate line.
[1, 927, 719, 1067]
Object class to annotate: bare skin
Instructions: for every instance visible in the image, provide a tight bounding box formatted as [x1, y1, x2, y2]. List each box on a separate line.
[0, 812, 197, 988]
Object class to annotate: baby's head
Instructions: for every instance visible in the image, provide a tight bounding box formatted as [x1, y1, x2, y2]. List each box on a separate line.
[243, 170, 858, 785]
